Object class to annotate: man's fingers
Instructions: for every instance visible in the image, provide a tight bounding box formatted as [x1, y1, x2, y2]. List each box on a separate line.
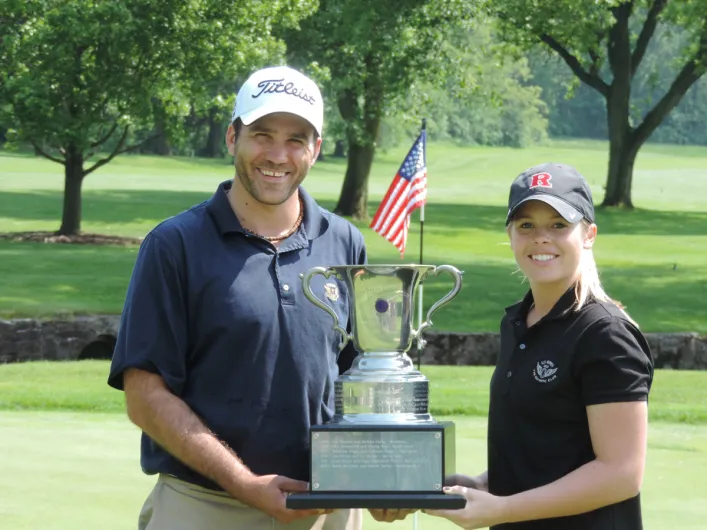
[276, 477, 310, 493]
[369, 509, 392, 522]
[276, 508, 326, 523]
[369, 508, 413, 522]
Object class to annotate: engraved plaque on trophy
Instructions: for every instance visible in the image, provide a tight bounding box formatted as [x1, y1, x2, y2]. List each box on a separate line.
[286, 265, 466, 510]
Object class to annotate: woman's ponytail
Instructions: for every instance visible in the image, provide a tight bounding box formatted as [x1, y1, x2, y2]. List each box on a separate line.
[574, 221, 637, 326]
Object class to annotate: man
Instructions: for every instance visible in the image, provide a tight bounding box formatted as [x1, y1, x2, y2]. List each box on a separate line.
[108, 65, 367, 529]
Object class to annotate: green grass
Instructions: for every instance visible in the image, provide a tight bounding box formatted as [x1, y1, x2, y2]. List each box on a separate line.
[2, 361, 706, 424]
[0, 412, 705, 529]
[0, 361, 706, 529]
[1, 139, 707, 332]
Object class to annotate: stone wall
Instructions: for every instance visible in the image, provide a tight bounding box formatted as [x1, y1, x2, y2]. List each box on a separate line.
[1, 316, 706, 369]
[0, 315, 120, 364]
[413, 331, 707, 370]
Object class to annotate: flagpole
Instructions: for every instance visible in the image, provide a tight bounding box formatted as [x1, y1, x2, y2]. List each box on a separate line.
[416, 119, 426, 371]
[413, 119, 427, 530]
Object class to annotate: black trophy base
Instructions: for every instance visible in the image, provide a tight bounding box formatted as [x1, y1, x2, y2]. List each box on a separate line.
[286, 492, 466, 510]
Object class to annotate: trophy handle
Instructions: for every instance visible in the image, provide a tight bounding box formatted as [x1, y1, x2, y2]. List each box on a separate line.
[301, 266, 350, 351]
[414, 265, 463, 348]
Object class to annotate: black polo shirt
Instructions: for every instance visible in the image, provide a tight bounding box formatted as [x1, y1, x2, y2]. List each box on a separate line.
[108, 180, 367, 490]
[488, 288, 653, 530]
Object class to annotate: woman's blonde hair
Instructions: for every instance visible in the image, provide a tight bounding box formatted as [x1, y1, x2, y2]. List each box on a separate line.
[574, 220, 637, 325]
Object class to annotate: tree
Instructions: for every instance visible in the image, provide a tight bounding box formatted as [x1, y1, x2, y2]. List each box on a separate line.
[486, 0, 707, 207]
[392, 24, 548, 149]
[282, 1, 477, 218]
[0, 0, 315, 235]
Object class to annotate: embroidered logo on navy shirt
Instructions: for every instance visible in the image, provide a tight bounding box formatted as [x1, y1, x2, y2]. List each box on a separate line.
[534, 360, 558, 383]
[324, 282, 340, 301]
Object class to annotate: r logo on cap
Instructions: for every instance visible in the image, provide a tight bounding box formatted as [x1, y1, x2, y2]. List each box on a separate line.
[529, 172, 552, 188]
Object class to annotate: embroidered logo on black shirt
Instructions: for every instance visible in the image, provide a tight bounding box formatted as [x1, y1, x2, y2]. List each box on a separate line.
[534, 360, 558, 383]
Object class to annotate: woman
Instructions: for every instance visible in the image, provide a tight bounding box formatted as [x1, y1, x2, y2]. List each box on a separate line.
[427, 163, 654, 529]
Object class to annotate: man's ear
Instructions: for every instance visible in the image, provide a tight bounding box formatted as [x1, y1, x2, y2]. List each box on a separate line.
[225, 123, 237, 156]
[310, 137, 323, 167]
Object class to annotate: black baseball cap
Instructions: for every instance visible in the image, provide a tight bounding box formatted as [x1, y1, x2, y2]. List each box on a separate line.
[505, 162, 595, 226]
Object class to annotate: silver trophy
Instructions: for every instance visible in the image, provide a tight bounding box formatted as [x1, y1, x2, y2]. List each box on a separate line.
[286, 264, 465, 510]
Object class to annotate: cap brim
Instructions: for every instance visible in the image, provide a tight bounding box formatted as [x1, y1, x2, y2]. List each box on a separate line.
[238, 103, 322, 136]
[506, 195, 583, 225]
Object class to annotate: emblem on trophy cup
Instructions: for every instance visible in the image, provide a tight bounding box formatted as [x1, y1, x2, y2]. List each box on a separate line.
[286, 264, 466, 510]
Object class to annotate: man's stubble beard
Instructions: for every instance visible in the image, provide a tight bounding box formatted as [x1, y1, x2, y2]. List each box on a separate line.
[234, 156, 306, 206]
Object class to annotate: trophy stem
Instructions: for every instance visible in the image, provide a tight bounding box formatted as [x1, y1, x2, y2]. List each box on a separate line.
[344, 351, 417, 375]
[333, 352, 432, 423]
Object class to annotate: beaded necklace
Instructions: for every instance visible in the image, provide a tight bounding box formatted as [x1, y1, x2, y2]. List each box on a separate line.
[242, 196, 304, 242]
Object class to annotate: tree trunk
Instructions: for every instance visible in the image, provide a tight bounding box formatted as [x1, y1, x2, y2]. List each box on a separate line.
[335, 137, 376, 218]
[201, 107, 223, 158]
[59, 144, 85, 235]
[602, 8, 634, 209]
[602, 88, 635, 207]
[152, 126, 172, 156]
[334, 63, 384, 219]
[333, 140, 346, 158]
[148, 98, 172, 156]
[603, 138, 638, 208]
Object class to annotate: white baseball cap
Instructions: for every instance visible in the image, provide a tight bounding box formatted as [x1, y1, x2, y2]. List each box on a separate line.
[231, 66, 324, 136]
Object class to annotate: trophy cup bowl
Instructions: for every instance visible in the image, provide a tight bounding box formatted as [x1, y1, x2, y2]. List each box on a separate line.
[286, 264, 466, 510]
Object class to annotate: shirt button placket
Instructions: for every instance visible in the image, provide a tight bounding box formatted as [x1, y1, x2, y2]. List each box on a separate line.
[505, 340, 527, 394]
[275, 255, 295, 304]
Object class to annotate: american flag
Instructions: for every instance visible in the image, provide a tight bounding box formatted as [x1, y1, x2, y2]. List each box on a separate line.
[370, 131, 427, 257]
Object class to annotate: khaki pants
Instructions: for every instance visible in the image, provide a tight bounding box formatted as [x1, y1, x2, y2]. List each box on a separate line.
[138, 474, 362, 530]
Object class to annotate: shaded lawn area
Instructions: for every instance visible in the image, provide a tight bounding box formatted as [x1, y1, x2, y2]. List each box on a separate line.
[1, 233, 705, 333]
[1, 140, 706, 332]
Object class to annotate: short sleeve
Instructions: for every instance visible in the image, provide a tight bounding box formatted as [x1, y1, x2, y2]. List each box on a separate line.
[107, 232, 188, 394]
[353, 227, 367, 266]
[574, 316, 654, 406]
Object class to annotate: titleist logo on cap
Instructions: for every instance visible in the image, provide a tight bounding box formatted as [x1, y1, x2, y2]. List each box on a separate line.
[252, 78, 316, 105]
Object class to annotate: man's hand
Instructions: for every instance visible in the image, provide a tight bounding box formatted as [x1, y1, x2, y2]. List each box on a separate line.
[368, 509, 417, 523]
[238, 475, 332, 524]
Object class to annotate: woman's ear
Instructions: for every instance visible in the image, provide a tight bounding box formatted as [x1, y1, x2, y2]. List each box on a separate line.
[583, 223, 597, 250]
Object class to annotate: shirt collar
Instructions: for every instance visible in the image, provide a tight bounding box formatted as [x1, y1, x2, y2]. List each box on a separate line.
[504, 285, 581, 322]
[206, 179, 327, 239]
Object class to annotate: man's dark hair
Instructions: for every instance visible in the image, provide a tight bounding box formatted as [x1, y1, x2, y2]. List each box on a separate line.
[232, 118, 243, 142]
[231, 117, 320, 144]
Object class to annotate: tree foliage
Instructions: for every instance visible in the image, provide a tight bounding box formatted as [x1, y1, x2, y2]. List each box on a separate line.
[485, 0, 707, 207]
[529, 23, 707, 145]
[0, 0, 316, 234]
[386, 23, 548, 150]
[282, 0, 478, 218]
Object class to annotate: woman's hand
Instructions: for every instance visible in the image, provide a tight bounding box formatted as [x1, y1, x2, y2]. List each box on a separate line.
[446, 471, 488, 492]
[425, 486, 508, 529]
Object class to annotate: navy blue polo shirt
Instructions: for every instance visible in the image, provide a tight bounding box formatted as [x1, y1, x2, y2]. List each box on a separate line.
[108, 180, 367, 490]
[488, 288, 653, 530]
